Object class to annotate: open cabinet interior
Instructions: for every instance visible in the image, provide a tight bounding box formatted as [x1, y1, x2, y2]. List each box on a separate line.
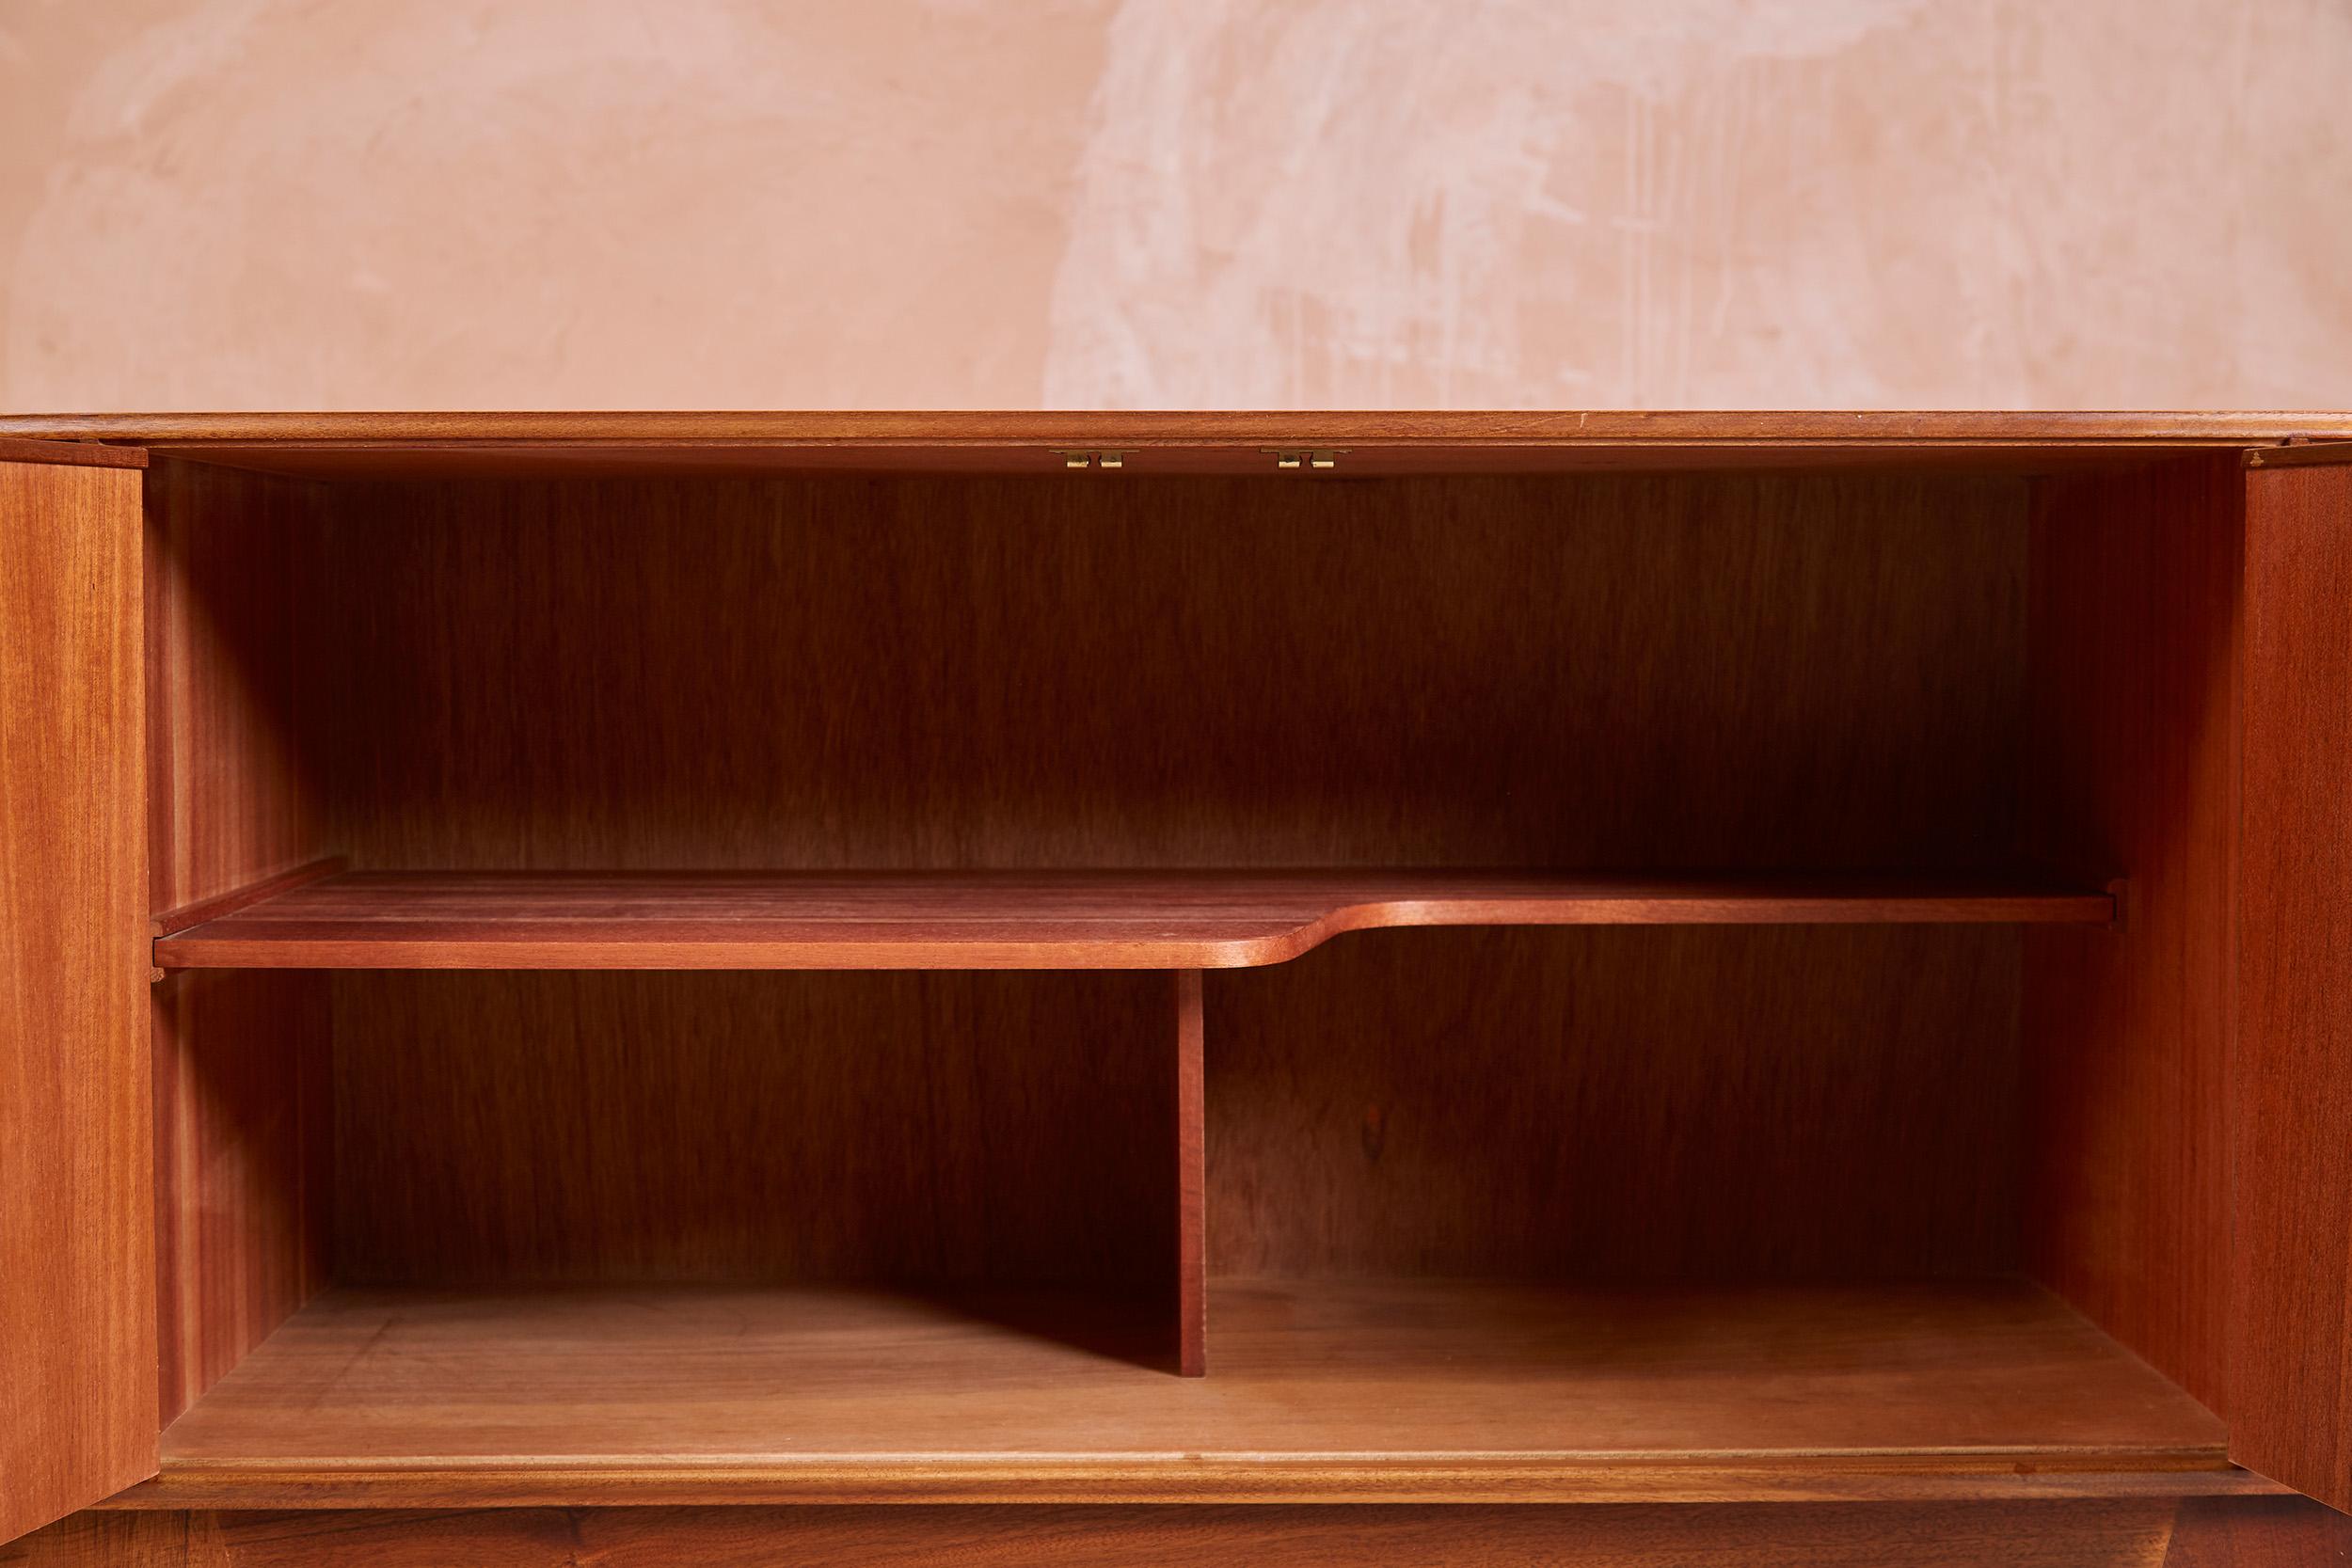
[131, 447, 2258, 1507]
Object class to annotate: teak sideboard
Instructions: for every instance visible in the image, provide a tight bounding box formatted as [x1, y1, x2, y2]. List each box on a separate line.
[5, 411, 2352, 1566]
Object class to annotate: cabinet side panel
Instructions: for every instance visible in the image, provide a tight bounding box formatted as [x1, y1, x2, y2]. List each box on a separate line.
[2021, 454, 2241, 1414]
[2234, 461, 2352, 1507]
[151, 973, 332, 1424]
[143, 457, 331, 915]
[141, 459, 337, 1422]
[0, 461, 156, 1539]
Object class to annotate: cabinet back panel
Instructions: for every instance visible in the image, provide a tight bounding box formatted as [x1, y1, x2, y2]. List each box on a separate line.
[317, 474, 2026, 872]
[326, 926, 2015, 1287]
[330, 971, 1177, 1287]
[1212, 925, 2020, 1279]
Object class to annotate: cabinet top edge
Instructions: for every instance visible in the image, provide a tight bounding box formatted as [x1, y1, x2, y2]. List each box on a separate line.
[14, 413, 2345, 479]
[4, 411, 2350, 447]
[0, 432, 147, 467]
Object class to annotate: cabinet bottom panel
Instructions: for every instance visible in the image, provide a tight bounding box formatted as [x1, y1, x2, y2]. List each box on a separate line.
[129, 1277, 2249, 1506]
[11, 1499, 2351, 1568]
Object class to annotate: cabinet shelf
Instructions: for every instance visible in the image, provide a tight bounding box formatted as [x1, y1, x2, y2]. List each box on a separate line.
[135, 1278, 2244, 1508]
[151, 868, 2114, 971]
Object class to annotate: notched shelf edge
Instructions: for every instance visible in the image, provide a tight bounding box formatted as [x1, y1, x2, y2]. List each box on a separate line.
[149, 868, 2120, 973]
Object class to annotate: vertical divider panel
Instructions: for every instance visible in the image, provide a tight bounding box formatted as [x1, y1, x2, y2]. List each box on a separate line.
[1176, 969, 1206, 1377]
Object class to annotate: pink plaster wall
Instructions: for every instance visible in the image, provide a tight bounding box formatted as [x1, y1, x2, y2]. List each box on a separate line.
[2, 1, 2346, 411]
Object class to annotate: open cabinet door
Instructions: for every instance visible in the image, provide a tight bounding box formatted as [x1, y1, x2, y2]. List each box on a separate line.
[2237, 450, 2352, 1512]
[0, 442, 156, 1542]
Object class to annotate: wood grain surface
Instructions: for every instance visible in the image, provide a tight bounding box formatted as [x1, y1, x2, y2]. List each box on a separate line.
[139, 457, 343, 1439]
[41, 1499, 2352, 1568]
[1174, 971, 1205, 1376]
[4, 408, 2347, 452]
[312, 473, 2028, 872]
[0, 459, 158, 1538]
[152, 868, 2110, 971]
[135, 1278, 2236, 1507]
[2233, 460, 2352, 1511]
[0, 407, 2328, 480]
[140, 469, 2048, 1285]
[140, 469, 2046, 1284]
[326, 970, 1177, 1288]
[57, 448, 2202, 480]
[141, 458, 332, 921]
[307, 927, 2030, 1290]
[0, 435, 144, 467]
[2020, 456, 2242, 1413]
[2162, 1496, 2352, 1565]
[151, 972, 332, 1426]
[1211, 924, 2026, 1278]
[151, 859, 345, 943]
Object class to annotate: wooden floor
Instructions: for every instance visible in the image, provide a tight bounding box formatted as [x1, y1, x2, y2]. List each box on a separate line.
[151, 869, 2114, 970]
[133, 1278, 2252, 1507]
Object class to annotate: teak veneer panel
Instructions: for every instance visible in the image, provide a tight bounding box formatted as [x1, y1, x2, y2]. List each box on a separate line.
[2021, 455, 2242, 1413]
[37, 1500, 2352, 1568]
[319, 926, 2026, 1289]
[139, 1279, 2239, 1507]
[2235, 461, 2352, 1511]
[140, 460, 341, 1427]
[152, 869, 2111, 971]
[5, 409, 2349, 482]
[42, 1500, 2352, 1568]
[327, 970, 1177, 1287]
[142, 458, 332, 919]
[16, 411, 2349, 442]
[1210, 924, 2031, 1279]
[311, 473, 2027, 875]
[0, 459, 157, 1539]
[0, 435, 144, 467]
[151, 973, 331, 1425]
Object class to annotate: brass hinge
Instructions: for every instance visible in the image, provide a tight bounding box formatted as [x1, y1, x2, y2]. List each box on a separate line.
[1262, 448, 1347, 471]
[1054, 450, 1127, 470]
